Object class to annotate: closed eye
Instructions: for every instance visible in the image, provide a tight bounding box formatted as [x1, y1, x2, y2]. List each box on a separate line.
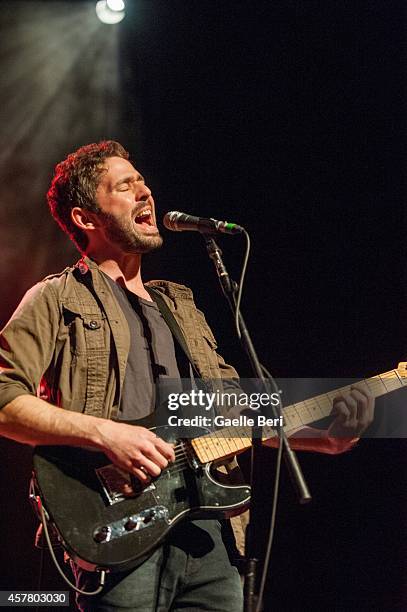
[114, 175, 145, 192]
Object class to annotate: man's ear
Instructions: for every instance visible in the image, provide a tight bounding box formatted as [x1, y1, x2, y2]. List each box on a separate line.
[71, 207, 101, 231]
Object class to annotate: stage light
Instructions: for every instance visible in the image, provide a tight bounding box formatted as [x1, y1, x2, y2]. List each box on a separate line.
[107, 0, 125, 11]
[95, 0, 125, 24]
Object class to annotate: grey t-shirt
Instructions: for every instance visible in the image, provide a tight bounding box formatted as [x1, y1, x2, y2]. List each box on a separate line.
[103, 275, 181, 421]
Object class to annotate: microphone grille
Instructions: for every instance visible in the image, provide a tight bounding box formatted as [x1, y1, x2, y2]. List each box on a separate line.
[163, 211, 182, 231]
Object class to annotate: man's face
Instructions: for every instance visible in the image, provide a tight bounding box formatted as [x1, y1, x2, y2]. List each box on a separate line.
[94, 156, 163, 254]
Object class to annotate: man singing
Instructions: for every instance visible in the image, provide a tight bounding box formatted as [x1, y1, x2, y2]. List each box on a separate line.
[0, 141, 374, 611]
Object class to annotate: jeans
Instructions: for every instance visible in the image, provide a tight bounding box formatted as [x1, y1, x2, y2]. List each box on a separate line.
[72, 520, 243, 611]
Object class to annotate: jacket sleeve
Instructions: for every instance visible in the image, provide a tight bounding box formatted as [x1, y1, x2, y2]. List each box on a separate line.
[0, 282, 60, 410]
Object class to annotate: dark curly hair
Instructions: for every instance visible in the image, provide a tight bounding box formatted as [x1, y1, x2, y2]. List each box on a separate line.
[47, 140, 129, 252]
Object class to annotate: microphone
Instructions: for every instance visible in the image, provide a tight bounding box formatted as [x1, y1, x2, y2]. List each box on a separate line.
[163, 211, 244, 235]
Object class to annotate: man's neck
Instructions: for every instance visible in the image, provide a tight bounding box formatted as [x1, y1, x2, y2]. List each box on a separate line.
[87, 251, 152, 301]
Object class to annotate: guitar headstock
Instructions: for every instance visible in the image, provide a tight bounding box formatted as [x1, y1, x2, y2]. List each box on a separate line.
[397, 362, 407, 380]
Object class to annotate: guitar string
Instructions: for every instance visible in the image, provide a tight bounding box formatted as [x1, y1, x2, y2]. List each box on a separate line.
[173, 446, 216, 464]
[170, 457, 189, 468]
[171, 440, 227, 467]
[168, 440, 198, 470]
[171, 457, 188, 467]
[168, 462, 189, 473]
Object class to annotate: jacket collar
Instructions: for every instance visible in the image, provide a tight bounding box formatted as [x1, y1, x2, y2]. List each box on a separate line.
[76, 256, 193, 307]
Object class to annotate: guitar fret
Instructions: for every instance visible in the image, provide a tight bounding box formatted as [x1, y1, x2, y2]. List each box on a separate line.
[326, 390, 338, 403]
[283, 406, 297, 428]
[357, 379, 372, 395]
[303, 399, 320, 423]
[365, 375, 387, 394]
[205, 435, 220, 461]
[292, 405, 305, 427]
[319, 395, 332, 418]
[301, 404, 312, 426]
[311, 395, 326, 420]
[308, 398, 323, 419]
[208, 430, 220, 456]
[194, 439, 212, 463]
[222, 430, 238, 454]
[297, 400, 314, 423]
[393, 369, 405, 387]
[379, 371, 403, 393]
[282, 410, 292, 427]
[235, 436, 251, 452]
[213, 429, 232, 458]
[229, 435, 248, 453]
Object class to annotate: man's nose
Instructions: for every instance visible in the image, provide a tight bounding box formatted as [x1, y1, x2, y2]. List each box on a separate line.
[135, 182, 151, 200]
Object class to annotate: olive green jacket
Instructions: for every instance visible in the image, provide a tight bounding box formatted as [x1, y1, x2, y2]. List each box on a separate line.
[0, 256, 247, 555]
[0, 257, 243, 416]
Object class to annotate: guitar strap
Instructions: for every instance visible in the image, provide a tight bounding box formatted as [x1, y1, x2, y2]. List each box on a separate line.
[145, 286, 200, 384]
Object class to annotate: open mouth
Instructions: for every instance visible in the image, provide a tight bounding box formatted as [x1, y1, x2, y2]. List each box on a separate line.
[134, 207, 153, 226]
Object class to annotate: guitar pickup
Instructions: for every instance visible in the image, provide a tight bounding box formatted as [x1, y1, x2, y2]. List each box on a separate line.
[96, 464, 155, 505]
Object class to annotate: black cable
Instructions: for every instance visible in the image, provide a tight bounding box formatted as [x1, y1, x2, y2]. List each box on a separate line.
[39, 501, 106, 597]
[234, 229, 251, 339]
[255, 368, 284, 612]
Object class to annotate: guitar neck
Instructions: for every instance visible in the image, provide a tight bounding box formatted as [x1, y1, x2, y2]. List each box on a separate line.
[191, 367, 406, 464]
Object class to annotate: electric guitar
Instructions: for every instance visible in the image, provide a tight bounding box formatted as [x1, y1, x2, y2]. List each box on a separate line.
[31, 362, 407, 573]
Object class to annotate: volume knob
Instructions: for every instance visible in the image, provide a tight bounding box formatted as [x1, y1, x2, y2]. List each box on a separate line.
[124, 518, 138, 531]
[93, 526, 110, 543]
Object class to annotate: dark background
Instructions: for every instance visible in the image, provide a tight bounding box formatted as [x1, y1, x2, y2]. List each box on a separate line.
[0, 1, 405, 609]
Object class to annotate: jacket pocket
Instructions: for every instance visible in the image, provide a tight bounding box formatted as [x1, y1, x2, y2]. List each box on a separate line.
[59, 306, 110, 416]
[63, 306, 108, 356]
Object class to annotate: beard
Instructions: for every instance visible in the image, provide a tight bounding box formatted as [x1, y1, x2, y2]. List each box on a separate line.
[99, 210, 163, 254]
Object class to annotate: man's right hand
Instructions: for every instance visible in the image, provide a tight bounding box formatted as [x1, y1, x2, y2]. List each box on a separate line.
[0, 396, 175, 483]
[96, 420, 175, 483]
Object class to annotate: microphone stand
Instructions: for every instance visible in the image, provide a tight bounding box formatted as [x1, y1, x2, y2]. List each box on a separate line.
[203, 236, 311, 612]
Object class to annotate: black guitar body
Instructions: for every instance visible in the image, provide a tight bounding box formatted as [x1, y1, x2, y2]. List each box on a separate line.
[32, 424, 250, 573]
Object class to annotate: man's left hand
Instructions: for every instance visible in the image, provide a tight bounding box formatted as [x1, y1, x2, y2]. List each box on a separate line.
[328, 384, 375, 439]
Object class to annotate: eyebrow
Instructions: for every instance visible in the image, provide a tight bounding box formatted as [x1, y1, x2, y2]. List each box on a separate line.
[112, 173, 145, 189]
